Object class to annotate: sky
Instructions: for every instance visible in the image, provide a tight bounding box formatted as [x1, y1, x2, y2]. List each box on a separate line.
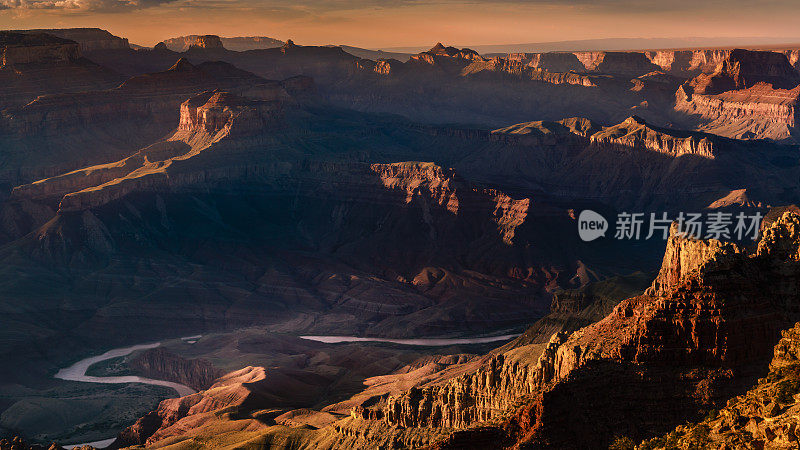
[0, 0, 799, 48]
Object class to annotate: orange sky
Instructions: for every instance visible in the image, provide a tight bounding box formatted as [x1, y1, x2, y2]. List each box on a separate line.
[1, 1, 799, 48]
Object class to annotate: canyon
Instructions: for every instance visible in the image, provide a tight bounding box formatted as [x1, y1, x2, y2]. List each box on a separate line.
[2, 26, 800, 449]
[109, 211, 800, 449]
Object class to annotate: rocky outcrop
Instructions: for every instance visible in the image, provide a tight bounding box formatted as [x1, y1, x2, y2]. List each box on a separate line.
[503, 49, 732, 77]
[383, 332, 567, 429]
[177, 90, 283, 136]
[646, 223, 740, 295]
[457, 56, 597, 87]
[418, 43, 483, 62]
[373, 58, 405, 75]
[590, 116, 719, 158]
[403, 43, 487, 75]
[371, 162, 459, 214]
[781, 49, 800, 72]
[165, 34, 283, 52]
[129, 348, 223, 391]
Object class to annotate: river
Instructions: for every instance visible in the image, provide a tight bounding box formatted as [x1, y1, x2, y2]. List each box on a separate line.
[300, 334, 519, 345]
[56, 333, 517, 448]
[55, 342, 196, 449]
[54, 342, 196, 396]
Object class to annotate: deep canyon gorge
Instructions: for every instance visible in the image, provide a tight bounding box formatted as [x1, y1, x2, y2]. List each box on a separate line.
[1, 23, 800, 450]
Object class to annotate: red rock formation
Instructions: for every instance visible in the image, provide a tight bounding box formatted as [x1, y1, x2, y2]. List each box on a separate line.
[643, 321, 800, 448]
[675, 82, 800, 141]
[115, 366, 271, 446]
[673, 50, 800, 140]
[129, 347, 223, 391]
[373, 58, 405, 75]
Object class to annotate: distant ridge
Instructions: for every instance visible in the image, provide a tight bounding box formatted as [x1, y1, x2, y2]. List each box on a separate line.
[384, 36, 800, 55]
[11, 27, 130, 51]
[162, 35, 283, 52]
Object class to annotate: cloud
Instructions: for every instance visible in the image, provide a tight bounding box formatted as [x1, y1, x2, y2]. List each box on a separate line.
[0, 0, 178, 12]
[1, 0, 797, 16]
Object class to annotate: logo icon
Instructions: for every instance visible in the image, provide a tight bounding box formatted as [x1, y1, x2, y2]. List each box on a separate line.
[578, 210, 608, 242]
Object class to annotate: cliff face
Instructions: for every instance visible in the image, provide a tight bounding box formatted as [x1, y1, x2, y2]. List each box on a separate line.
[129, 348, 223, 391]
[643, 322, 800, 449]
[501, 49, 732, 77]
[459, 57, 598, 87]
[503, 49, 796, 78]
[688, 49, 800, 95]
[374, 212, 800, 448]
[675, 83, 800, 141]
[0, 32, 80, 67]
[644, 49, 731, 75]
